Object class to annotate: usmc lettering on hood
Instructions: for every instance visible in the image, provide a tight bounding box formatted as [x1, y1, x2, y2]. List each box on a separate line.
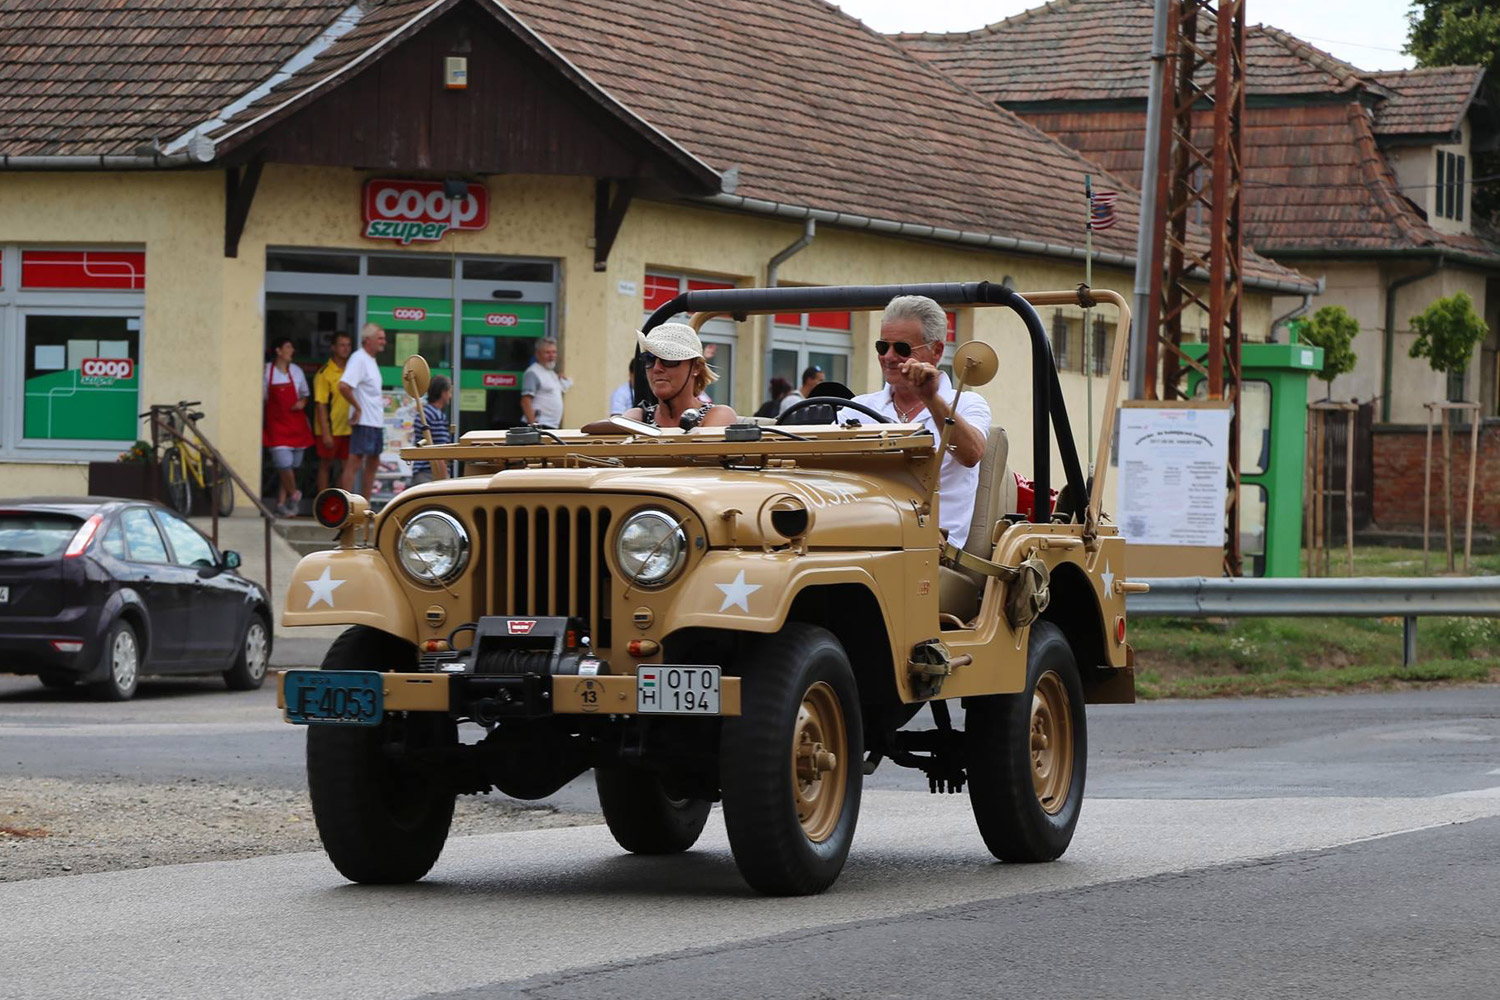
[362, 179, 489, 245]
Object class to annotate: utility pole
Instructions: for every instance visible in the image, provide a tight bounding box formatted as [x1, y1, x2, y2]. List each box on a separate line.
[1143, 0, 1246, 576]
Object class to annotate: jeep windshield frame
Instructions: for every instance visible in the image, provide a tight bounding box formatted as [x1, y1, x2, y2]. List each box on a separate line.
[642, 281, 1084, 525]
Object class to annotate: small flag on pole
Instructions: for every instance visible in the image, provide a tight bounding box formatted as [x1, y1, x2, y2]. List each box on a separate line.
[1088, 188, 1118, 231]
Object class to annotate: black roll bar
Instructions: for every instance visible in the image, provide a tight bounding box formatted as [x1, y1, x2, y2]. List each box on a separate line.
[641, 281, 1087, 525]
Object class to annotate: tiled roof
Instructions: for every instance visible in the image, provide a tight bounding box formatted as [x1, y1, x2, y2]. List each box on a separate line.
[1367, 66, 1486, 137]
[1019, 102, 1497, 260]
[893, 0, 1366, 103]
[0, 0, 1314, 289]
[0, 0, 351, 156]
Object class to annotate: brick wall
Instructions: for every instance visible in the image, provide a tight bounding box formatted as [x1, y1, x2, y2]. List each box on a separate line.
[1372, 421, 1500, 529]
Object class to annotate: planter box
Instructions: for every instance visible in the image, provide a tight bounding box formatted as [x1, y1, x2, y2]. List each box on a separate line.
[87, 461, 158, 501]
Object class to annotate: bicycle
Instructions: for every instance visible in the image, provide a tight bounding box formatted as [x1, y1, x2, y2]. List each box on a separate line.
[140, 402, 234, 516]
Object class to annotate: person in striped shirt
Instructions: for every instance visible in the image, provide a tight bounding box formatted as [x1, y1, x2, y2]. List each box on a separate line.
[410, 375, 452, 485]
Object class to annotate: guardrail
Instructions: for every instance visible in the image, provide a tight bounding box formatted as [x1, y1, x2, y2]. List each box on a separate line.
[1126, 576, 1500, 665]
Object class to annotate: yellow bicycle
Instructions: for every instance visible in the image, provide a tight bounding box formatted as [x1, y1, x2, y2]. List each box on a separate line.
[146, 402, 234, 516]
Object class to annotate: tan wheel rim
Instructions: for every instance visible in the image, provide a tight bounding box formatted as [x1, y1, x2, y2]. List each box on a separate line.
[791, 681, 847, 843]
[1030, 670, 1074, 815]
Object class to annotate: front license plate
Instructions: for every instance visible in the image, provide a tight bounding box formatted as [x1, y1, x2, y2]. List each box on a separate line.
[637, 665, 721, 715]
[284, 670, 384, 726]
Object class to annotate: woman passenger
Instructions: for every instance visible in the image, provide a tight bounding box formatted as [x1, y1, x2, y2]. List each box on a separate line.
[624, 323, 738, 428]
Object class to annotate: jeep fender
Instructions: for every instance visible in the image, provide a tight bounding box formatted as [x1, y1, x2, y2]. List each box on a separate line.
[281, 549, 417, 641]
[664, 550, 897, 637]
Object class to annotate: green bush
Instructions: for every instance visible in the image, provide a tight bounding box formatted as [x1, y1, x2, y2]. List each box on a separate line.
[1409, 292, 1488, 377]
[1294, 306, 1359, 389]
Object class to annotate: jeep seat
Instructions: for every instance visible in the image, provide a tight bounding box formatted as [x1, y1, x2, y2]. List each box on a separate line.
[938, 426, 1016, 622]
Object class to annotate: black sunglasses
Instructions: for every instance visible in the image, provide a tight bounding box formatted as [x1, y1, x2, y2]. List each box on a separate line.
[641, 352, 685, 369]
[874, 340, 916, 358]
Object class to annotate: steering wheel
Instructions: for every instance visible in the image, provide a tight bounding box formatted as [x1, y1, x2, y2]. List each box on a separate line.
[776, 396, 893, 425]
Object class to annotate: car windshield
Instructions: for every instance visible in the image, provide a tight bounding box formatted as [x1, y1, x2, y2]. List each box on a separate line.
[0, 513, 83, 559]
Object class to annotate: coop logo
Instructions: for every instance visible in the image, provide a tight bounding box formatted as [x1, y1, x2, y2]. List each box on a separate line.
[485, 313, 519, 327]
[391, 307, 427, 322]
[362, 179, 489, 244]
[79, 358, 134, 385]
[482, 373, 517, 388]
[507, 620, 537, 635]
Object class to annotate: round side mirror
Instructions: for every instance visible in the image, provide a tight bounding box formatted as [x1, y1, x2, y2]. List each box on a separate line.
[952, 341, 999, 388]
[401, 355, 432, 401]
[221, 550, 242, 570]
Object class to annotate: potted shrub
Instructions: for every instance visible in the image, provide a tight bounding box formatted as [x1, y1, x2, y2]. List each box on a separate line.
[87, 440, 158, 501]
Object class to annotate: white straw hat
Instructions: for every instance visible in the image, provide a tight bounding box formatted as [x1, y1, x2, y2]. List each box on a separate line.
[636, 322, 705, 361]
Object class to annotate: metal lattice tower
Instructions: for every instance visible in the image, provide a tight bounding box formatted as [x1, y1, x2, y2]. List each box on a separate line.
[1143, 0, 1246, 576]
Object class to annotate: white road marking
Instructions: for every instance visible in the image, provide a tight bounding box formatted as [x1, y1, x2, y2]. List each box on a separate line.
[3, 791, 1498, 1000]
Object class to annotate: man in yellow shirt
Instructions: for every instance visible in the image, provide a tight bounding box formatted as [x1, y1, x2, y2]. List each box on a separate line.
[313, 330, 354, 494]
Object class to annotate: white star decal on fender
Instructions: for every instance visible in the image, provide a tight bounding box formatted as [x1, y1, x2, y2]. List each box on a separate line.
[714, 570, 762, 613]
[305, 566, 346, 609]
[1101, 560, 1115, 599]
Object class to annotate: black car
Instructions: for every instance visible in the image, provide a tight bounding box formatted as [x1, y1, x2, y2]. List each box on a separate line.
[0, 497, 272, 700]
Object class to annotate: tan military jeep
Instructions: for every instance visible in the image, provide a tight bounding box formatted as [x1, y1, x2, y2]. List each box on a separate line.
[278, 280, 1140, 896]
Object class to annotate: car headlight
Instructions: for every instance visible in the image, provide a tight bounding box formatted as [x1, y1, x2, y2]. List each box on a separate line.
[397, 510, 470, 584]
[615, 508, 687, 587]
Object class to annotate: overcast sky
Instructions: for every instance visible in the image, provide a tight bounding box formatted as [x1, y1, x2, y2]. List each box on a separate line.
[836, 0, 1418, 71]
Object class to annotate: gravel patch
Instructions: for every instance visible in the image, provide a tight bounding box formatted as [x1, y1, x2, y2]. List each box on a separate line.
[0, 776, 599, 883]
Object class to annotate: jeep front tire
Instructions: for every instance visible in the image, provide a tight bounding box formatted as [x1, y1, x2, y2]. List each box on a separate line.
[720, 624, 863, 896]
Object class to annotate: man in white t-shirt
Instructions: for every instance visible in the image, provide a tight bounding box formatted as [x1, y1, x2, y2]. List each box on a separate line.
[851, 296, 990, 548]
[338, 323, 387, 494]
[520, 337, 572, 428]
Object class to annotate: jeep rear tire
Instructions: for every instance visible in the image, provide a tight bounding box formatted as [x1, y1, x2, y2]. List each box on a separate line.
[720, 624, 862, 896]
[965, 620, 1086, 862]
[306, 626, 456, 884]
[596, 766, 712, 854]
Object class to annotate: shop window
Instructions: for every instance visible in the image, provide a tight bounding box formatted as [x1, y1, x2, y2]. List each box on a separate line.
[368, 255, 451, 279]
[21, 250, 145, 291]
[21, 313, 142, 444]
[462, 260, 555, 283]
[266, 251, 360, 275]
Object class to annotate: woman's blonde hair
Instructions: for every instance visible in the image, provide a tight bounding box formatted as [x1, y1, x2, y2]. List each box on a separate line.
[691, 358, 719, 396]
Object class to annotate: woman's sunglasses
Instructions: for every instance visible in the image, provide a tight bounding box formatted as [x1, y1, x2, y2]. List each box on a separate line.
[874, 340, 917, 358]
[641, 352, 685, 369]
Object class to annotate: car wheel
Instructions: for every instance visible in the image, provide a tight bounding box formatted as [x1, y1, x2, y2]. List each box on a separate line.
[306, 626, 456, 884]
[215, 472, 235, 516]
[91, 619, 140, 702]
[223, 615, 271, 691]
[38, 672, 76, 690]
[596, 765, 712, 855]
[720, 623, 862, 896]
[965, 620, 1087, 862]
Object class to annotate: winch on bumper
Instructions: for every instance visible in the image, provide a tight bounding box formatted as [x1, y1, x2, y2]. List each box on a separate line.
[277, 616, 741, 725]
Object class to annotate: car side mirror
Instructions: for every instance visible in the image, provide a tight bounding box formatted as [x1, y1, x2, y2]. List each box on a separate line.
[221, 550, 242, 570]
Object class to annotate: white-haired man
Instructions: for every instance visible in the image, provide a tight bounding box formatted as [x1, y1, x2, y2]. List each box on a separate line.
[851, 295, 990, 548]
[338, 322, 387, 494]
[520, 337, 572, 429]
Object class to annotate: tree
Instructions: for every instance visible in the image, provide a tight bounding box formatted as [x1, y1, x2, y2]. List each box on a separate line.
[1409, 291, 1488, 385]
[1405, 1, 1500, 223]
[1293, 306, 1359, 394]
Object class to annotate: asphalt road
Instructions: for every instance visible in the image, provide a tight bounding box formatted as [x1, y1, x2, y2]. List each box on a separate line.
[2, 679, 1498, 998]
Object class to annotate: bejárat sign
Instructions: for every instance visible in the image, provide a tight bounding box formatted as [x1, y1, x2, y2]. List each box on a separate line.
[362, 179, 489, 244]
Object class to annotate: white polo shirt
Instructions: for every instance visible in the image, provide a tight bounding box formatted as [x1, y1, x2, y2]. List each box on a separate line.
[851, 373, 991, 549]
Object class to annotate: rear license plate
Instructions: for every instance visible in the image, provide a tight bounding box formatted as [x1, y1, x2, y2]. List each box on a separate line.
[0, 587, 7, 604]
[284, 670, 383, 726]
[637, 666, 721, 715]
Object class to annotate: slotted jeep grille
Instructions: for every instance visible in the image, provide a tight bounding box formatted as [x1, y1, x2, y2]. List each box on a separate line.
[490, 503, 612, 648]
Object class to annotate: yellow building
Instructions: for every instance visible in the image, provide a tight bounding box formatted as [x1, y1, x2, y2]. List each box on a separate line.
[0, 0, 1312, 506]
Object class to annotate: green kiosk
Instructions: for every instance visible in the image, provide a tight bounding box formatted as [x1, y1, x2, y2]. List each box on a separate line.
[1182, 341, 1324, 577]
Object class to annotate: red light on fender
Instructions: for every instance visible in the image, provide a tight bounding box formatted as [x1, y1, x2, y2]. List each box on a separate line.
[1115, 616, 1127, 645]
[63, 513, 103, 558]
[627, 639, 661, 657]
[315, 489, 351, 529]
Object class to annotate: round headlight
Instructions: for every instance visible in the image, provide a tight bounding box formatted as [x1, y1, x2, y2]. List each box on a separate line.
[615, 509, 687, 587]
[397, 510, 470, 584]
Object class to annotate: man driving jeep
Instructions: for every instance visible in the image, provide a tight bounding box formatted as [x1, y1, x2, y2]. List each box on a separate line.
[851, 295, 990, 547]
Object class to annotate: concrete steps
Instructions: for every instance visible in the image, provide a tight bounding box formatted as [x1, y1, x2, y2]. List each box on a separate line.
[274, 518, 340, 557]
